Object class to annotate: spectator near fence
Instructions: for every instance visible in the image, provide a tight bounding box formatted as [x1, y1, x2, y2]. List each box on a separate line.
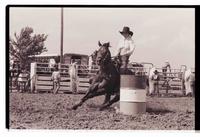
[162, 61, 171, 78]
[49, 58, 56, 72]
[51, 66, 61, 94]
[189, 72, 195, 97]
[17, 69, 29, 92]
[148, 68, 160, 96]
[184, 69, 195, 97]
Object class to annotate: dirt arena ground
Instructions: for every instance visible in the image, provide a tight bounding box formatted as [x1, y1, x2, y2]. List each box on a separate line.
[9, 92, 194, 130]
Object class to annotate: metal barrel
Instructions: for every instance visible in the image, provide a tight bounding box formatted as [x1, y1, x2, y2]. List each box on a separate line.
[120, 75, 146, 115]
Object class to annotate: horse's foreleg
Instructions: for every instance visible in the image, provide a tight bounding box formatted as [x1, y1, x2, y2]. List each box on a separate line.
[85, 83, 99, 96]
[99, 93, 120, 111]
[71, 85, 104, 110]
[83, 88, 106, 102]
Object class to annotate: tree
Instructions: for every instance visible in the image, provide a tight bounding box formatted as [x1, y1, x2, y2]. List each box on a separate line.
[9, 27, 48, 71]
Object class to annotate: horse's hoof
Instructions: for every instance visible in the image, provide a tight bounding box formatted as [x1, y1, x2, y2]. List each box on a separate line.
[72, 102, 81, 110]
[72, 106, 78, 110]
[99, 105, 107, 111]
[98, 107, 104, 111]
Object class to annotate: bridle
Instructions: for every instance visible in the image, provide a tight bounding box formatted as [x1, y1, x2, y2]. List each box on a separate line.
[97, 48, 111, 66]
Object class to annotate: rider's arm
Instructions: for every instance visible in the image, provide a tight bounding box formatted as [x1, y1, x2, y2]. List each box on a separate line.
[124, 39, 135, 56]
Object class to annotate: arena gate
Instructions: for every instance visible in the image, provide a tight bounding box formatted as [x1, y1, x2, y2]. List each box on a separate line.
[9, 69, 20, 92]
[9, 62, 20, 92]
[155, 65, 194, 92]
[156, 68, 184, 91]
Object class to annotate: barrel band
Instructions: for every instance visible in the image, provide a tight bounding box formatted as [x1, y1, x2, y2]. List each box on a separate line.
[119, 100, 147, 103]
[120, 75, 146, 89]
[120, 89, 146, 102]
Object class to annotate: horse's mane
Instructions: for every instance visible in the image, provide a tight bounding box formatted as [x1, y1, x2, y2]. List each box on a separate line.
[97, 43, 121, 74]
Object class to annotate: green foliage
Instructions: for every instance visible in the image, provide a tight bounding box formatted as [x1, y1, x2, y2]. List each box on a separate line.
[9, 27, 48, 70]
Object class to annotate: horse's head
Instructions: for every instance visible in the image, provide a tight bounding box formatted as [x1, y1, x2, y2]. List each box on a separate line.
[96, 41, 111, 66]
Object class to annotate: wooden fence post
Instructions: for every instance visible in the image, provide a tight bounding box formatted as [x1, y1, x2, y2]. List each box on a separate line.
[69, 63, 78, 93]
[30, 62, 37, 93]
[75, 64, 79, 93]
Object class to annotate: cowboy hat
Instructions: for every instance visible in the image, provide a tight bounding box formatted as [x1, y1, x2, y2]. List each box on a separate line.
[119, 26, 133, 36]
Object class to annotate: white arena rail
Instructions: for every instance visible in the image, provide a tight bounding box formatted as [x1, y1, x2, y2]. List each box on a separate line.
[29, 62, 194, 94]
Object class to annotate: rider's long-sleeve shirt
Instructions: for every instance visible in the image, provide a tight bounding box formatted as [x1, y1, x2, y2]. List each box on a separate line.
[116, 36, 135, 57]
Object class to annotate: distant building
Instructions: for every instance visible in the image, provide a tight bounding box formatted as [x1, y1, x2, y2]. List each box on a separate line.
[63, 53, 89, 65]
[29, 53, 89, 65]
[29, 54, 60, 63]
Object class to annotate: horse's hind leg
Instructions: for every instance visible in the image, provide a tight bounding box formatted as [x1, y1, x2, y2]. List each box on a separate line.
[102, 93, 111, 105]
[99, 93, 120, 111]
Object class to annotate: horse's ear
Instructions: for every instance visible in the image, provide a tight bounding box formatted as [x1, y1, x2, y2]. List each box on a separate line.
[105, 42, 111, 48]
[98, 41, 102, 47]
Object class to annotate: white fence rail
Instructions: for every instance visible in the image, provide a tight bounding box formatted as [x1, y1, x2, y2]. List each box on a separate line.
[30, 62, 98, 93]
[15, 62, 193, 94]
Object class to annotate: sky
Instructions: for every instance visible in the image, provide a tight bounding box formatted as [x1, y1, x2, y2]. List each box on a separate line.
[9, 7, 195, 69]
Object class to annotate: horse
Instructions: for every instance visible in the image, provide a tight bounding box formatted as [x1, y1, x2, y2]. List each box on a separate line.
[72, 41, 121, 110]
